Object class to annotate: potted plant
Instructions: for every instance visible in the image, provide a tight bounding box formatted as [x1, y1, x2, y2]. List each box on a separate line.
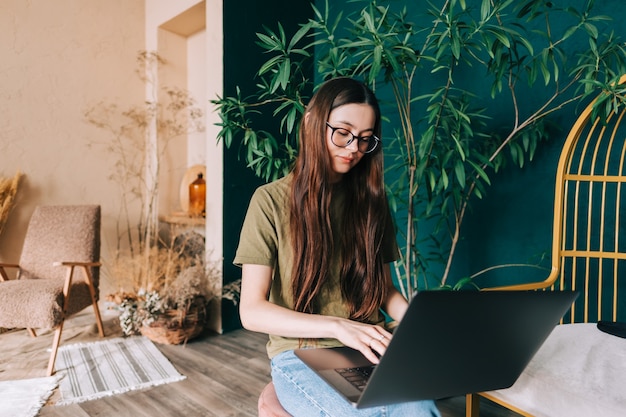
[212, 0, 626, 296]
[116, 258, 220, 344]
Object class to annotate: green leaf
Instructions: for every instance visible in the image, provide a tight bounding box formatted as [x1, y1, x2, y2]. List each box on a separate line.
[287, 23, 312, 52]
[584, 22, 599, 40]
[454, 161, 466, 188]
[480, 0, 491, 21]
[258, 55, 283, 76]
[487, 28, 511, 48]
[468, 160, 491, 186]
[372, 45, 383, 78]
[256, 32, 280, 50]
[562, 25, 579, 42]
[451, 33, 461, 60]
[276, 58, 291, 92]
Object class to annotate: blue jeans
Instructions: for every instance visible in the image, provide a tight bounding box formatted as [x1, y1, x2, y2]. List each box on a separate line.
[271, 350, 441, 417]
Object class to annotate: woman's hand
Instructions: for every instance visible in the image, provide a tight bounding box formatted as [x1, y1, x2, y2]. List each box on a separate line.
[329, 318, 392, 364]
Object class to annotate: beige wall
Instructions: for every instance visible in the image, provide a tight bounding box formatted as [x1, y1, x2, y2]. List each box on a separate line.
[0, 0, 146, 294]
[0, 0, 224, 330]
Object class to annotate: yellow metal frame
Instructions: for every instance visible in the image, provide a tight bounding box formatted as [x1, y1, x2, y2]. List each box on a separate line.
[466, 74, 626, 417]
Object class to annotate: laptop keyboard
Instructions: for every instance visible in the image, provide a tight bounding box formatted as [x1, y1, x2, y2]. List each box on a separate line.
[335, 365, 376, 391]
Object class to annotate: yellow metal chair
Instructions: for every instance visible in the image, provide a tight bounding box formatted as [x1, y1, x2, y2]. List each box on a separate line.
[0, 205, 104, 376]
[466, 76, 626, 416]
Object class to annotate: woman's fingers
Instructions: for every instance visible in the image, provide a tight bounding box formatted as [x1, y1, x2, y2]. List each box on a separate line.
[357, 326, 392, 363]
[364, 333, 387, 350]
[335, 320, 394, 363]
[368, 326, 392, 347]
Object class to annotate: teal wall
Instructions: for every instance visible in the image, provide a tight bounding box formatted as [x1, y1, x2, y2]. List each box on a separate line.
[221, 1, 626, 329]
[445, 0, 626, 288]
[222, 0, 313, 331]
[312, 0, 626, 289]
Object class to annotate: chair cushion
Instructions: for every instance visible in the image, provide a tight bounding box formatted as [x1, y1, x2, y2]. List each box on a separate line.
[19, 205, 100, 289]
[486, 323, 626, 417]
[0, 278, 92, 329]
[258, 382, 292, 417]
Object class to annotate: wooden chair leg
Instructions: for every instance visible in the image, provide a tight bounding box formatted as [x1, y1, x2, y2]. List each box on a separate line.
[83, 266, 105, 337]
[466, 393, 480, 417]
[43, 265, 104, 376]
[47, 265, 74, 376]
[92, 301, 105, 337]
[47, 322, 65, 376]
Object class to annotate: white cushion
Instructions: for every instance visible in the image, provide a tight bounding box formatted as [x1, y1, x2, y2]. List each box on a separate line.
[486, 323, 626, 417]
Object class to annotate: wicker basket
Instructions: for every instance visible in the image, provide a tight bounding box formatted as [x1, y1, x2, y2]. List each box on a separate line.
[140, 296, 207, 345]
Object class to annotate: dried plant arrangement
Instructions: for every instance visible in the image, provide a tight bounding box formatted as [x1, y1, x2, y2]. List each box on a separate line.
[0, 171, 22, 238]
[0, 171, 22, 334]
[113, 246, 223, 344]
[85, 51, 205, 292]
[86, 51, 218, 343]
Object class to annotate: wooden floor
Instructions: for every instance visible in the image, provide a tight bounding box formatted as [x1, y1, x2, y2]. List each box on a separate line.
[2, 311, 519, 417]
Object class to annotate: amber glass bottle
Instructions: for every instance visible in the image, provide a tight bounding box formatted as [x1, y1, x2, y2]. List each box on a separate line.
[188, 173, 206, 217]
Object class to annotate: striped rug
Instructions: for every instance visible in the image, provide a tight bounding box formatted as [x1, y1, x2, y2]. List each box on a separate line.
[55, 336, 186, 405]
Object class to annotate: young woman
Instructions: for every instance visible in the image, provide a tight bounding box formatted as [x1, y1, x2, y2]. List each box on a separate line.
[234, 77, 440, 416]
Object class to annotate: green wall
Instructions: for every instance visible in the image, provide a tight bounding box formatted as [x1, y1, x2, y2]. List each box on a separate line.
[448, 0, 626, 288]
[221, 1, 626, 330]
[222, 0, 313, 331]
[312, 0, 626, 289]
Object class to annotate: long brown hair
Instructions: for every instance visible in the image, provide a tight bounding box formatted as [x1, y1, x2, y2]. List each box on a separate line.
[289, 77, 389, 321]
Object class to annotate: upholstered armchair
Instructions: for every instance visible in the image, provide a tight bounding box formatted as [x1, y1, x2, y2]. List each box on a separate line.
[0, 205, 105, 375]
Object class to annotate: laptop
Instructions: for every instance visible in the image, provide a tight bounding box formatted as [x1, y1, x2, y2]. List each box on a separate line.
[295, 290, 578, 409]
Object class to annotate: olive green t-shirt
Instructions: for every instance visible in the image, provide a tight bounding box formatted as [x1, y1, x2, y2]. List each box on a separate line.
[234, 174, 399, 358]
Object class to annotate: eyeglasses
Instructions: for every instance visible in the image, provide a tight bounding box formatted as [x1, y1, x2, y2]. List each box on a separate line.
[326, 122, 380, 154]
